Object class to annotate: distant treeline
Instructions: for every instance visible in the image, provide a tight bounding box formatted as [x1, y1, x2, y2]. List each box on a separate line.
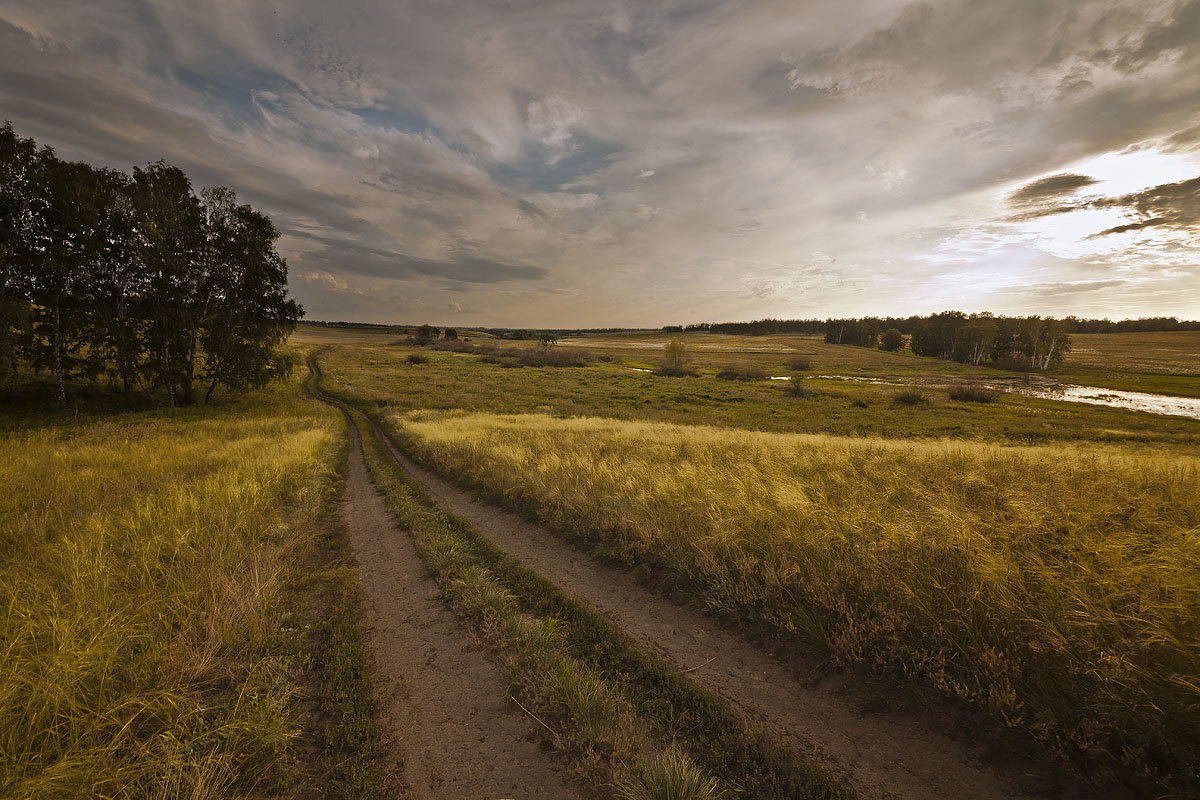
[665, 314, 1200, 336]
[1, 123, 300, 406]
[826, 312, 1072, 370]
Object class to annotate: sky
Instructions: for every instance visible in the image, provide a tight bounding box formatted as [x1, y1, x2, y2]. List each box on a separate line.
[1, 0, 1199, 327]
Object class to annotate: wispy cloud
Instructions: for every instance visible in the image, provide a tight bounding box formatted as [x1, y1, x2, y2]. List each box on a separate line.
[2, 0, 1198, 323]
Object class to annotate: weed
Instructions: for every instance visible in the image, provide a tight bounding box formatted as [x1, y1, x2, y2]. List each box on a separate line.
[787, 355, 813, 371]
[948, 385, 1000, 403]
[716, 366, 767, 381]
[892, 389, 927, 405]
[616, 747, 722, 800]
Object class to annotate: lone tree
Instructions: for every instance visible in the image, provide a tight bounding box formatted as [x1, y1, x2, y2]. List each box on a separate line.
[442, 327, 458, 340]
[658, 337, 692, 376]
[879, 328, 905, 352]
[535, 331, 558, 348]
[413, 324, 440, 345]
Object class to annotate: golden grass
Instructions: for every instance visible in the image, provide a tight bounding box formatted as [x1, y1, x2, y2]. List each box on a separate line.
[0, 379, 340, 798]
[395, 411, 1200, 787]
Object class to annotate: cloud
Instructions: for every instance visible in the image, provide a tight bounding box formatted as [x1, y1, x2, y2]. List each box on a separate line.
[1009, 173, 1099, 204]
[3, 0, 1199, 324]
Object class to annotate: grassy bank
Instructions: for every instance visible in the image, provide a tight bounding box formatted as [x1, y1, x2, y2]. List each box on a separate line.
[0, 373, 370, 797]
[347, 407, 850, 800]
[389, 410, 1200, 793]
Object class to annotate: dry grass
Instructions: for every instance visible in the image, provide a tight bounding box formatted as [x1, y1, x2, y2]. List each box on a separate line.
[0, 378, 340, 797]
[394, 411, 1200, 789]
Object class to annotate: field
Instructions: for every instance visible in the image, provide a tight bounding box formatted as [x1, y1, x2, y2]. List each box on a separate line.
[8, 322, 1198, 798]
[311, 324, 1200, 794]
[0, 366, 375, 798]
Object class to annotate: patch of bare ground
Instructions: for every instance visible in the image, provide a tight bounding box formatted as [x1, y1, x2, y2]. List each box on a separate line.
[338, 417, 583, 800]
[365, 423, 1133, 800]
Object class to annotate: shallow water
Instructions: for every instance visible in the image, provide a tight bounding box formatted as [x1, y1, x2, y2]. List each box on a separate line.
[1012, 384, 1200, 420]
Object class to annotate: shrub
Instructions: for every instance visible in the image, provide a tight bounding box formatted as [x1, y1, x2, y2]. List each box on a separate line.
[406, 353, 429, 365]
[784, 378, 817, 397]
[949, 385, 1000, 403]
[850, 398, 870, 408]
[716, 365, 767, 381]
[893, 389, 928, 406]
[786, 354, 812, 371]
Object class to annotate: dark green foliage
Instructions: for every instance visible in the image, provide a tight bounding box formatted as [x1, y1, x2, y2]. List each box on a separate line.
[0, 123, 300, 407]
[413, 324, 440, 345]
[406, 353, 429, 364]
[824, 318, 878, 348]
[441, 328, 458, 340]
[716, 365, 766, 381]
[879, 328, 905, 352]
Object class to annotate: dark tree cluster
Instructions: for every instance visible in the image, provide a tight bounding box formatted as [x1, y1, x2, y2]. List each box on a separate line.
[1063, 316, 1200, 333]
[0, 123, 300, 407]
[823, 311, 1072, 371]
[677, 313, 1198, 339]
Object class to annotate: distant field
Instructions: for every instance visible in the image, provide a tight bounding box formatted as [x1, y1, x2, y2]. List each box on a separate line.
[0, 374, 340, 797]
[1066, 331, 1200, 374]
[316, 339, 1200, 447]
[391, 410, 1200, 785]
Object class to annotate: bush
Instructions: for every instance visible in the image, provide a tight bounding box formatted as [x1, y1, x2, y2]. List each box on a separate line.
[784, 378, 818, 397]
[893, 389, 928, 406]
[655, 364, 698, 377]
[850, 398, 870, 408]
[716, 365, 767, 381]
[406, 353, 429, 365]
[949, 385, 1001, 403]
[786, 354, 812, 371]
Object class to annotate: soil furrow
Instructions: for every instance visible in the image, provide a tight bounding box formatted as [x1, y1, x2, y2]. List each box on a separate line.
[363, 417, 1076, 800]
[336, 414, 582, 800]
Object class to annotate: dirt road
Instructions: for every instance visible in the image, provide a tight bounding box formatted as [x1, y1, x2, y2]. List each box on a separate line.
[337, 415, 582, 799]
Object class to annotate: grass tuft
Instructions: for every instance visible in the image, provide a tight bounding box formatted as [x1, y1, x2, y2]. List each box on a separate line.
[616, 747, 723, 800]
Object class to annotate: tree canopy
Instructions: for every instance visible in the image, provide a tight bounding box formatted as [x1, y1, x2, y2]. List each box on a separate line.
[0, 122, 300, 406]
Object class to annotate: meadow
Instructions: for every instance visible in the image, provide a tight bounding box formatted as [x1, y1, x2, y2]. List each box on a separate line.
[0, 368, 352, 798]
[316, 336, 1200, 449]
[311, 324, 1200, 792]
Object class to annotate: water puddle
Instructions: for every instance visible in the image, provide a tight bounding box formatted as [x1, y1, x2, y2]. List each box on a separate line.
[1011, 384, 1200, 420]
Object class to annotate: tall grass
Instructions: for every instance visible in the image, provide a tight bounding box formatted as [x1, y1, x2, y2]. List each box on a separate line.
[394, 411, 1200, 790]
[0, 381, 340, 797]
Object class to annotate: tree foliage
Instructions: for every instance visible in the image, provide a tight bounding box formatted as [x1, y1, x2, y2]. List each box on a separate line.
[0, 122, 300, 406]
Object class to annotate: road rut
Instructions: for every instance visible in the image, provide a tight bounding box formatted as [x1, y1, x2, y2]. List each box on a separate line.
[337, 415, 582, 800]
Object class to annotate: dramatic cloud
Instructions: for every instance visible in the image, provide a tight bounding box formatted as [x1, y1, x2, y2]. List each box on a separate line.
[2, 0, 1199, 324]
[1009, 174, 1099, 205]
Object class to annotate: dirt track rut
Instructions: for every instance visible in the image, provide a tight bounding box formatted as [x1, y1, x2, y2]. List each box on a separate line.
[337, 416, 581, 800]
[364, 418, 1083, 800]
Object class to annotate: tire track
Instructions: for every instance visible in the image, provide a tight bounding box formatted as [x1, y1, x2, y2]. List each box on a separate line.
[328, 399, 582, 799]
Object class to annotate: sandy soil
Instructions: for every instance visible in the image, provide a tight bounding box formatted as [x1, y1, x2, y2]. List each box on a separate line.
[337, 416, 583, 800]
[364, 419, 1113, 800]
